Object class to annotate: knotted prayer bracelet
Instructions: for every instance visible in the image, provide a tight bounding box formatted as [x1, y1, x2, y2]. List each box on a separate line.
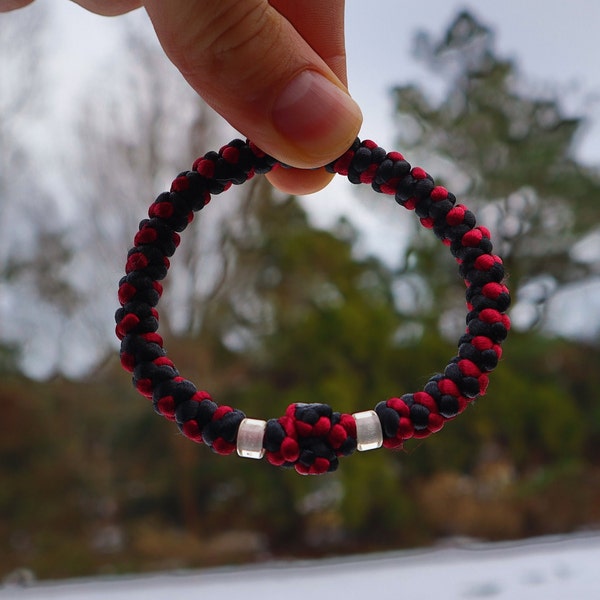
[115, 138, 511, 475]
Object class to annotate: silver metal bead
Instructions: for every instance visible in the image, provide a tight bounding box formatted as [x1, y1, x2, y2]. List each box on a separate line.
[353, 410, 383, 451]
[236, 418, 267, 459]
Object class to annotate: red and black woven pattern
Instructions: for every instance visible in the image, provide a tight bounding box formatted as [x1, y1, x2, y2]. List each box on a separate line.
[115, 137, 510, 474]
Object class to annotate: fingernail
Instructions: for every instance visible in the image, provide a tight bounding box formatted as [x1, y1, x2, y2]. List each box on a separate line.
[272, 70, 362, 166]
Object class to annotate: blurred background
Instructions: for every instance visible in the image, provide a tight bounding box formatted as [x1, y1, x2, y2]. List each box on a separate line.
[1, 1, 600, 582]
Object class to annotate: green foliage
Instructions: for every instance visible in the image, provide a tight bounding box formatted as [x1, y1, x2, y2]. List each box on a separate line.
[387, 9, 597, 488]
[2, 177, 599, 580]
[394, 11, 600, 323]
[3, 8, 600, 582]
[411, 334, 585, 475]
[0, 342, 19, 374]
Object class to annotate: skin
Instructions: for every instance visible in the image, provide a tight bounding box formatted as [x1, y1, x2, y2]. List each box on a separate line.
[0, 0, 363, 195]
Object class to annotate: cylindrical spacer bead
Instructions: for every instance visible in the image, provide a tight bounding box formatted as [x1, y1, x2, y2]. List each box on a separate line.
[353, 410, 383, 451]
[236, 418, 267, 459]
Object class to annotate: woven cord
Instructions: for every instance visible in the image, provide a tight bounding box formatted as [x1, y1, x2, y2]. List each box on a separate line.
[115, 138, 510, 475]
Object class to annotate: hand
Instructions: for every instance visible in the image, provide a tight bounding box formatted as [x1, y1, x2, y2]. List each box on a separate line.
[1, 0, 363, 194]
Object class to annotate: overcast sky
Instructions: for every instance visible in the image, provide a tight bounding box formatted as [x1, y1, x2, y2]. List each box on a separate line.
[345, 1, 600, 162]
[42, 1, 600, 162]
[1, 1, 599, 375]
[40, 0, 600, 302]
[8, 1, 600, 259]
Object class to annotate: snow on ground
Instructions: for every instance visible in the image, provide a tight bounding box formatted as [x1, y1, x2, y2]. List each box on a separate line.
[2, 532, 600, 600]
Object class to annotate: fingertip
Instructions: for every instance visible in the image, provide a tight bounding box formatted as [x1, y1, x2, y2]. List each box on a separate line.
[70, 0, 141, 15]
[144, 0, 362, 171]
[268, 70, 362, 169]
[265, 166, 335, 196]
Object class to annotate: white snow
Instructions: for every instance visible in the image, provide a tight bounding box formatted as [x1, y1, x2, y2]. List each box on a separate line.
[3, 532, 600, 600]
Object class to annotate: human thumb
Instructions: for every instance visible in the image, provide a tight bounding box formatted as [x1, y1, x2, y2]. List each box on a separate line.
[143, 0, 362, 171]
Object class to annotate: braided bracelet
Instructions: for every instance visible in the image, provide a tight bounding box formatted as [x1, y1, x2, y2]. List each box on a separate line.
[115, 138, 510, 475]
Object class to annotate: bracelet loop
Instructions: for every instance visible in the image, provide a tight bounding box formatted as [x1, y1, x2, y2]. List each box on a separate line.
[116, 138, 511, 475]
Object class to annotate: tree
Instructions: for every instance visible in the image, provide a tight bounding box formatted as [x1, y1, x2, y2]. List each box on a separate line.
[393, 11, 600, 335]
[0, 5, 79, 377]
[383, 9, 595, 508]
[5, 10, 600, 581]
[157, 183, 421, 550]
[53, 21, 233, 376]
[73, 10, 598, 553]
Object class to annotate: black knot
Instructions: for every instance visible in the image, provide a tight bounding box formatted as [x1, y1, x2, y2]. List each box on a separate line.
[202, 409, 246, 448]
